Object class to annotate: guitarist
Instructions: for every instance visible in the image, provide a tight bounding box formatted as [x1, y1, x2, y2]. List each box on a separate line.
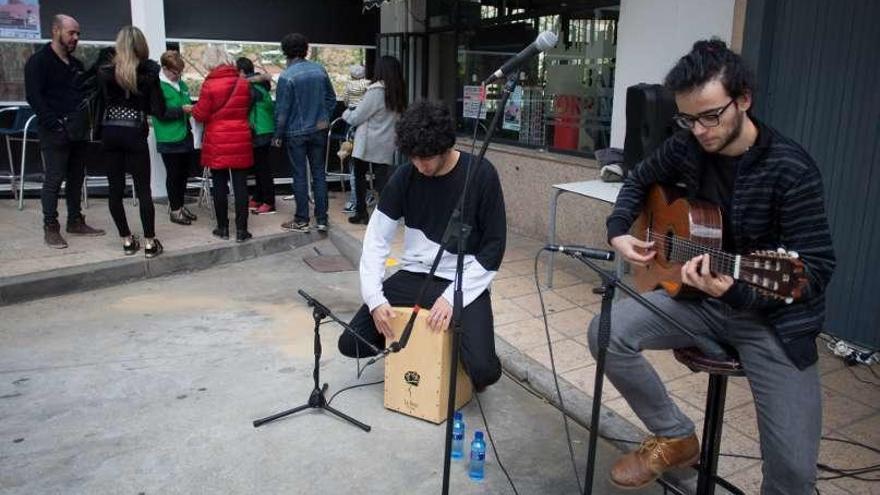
[591, 39, 835, 494]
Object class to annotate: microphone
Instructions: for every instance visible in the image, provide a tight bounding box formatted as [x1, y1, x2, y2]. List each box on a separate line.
[545, 244, 615, 261]
[483, 31, 558, 85]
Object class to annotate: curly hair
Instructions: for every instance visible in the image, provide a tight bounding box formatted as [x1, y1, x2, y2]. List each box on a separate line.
[395, 101, 456, 158]
[664, 38, 756, 99]
[281, 33, 308, 60]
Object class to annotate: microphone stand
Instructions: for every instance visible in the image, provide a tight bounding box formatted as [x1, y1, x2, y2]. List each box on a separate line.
[553, 251, 728, 495]
[252, 290, 379, 432]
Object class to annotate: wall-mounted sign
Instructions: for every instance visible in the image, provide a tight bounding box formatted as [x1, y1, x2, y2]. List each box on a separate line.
[0, 0, 41, 40]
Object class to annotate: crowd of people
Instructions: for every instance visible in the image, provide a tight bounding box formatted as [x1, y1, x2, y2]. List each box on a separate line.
[24, 14, 407, 255]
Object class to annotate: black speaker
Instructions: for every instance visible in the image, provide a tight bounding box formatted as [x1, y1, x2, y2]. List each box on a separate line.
[623, 83, 677, 174]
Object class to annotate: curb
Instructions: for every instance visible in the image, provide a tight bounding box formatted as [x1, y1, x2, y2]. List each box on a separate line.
[0, 231, 318, 306]
[327, 227, 697, 493]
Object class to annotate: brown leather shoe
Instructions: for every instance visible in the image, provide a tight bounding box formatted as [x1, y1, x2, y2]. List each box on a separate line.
[44, 222, 68, 249]
[610, 434, 699, 489]
[66, 215, 106, 236]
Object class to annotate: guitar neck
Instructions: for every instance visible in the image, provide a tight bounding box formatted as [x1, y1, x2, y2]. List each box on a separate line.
[668, 240, 740, 278]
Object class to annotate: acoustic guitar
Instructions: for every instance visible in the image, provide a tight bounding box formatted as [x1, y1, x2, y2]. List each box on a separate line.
[631, 184, 807, 303]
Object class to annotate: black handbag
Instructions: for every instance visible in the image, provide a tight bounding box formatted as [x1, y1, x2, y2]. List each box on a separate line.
[63, 103, 92, 142]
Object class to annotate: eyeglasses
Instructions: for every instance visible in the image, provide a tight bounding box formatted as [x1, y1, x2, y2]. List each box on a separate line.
[673, 98, 736, 129]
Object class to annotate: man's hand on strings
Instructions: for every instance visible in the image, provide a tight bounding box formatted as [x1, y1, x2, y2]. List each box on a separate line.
[610, 234, 656, 266]
[427, 297, 453, 332]
[681, 253, 734, 297]
[371, 303, 397, 340]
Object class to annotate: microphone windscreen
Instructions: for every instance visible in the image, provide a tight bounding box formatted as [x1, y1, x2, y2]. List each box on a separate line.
[535, 31, 559, 51]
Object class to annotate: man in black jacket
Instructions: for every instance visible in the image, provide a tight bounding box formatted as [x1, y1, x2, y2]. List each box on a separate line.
[24, 14, 104, 248]
[589, 40, 835, 494]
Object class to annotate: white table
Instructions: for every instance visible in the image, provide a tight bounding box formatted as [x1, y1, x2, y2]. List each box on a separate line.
[546, 179, 623, 287]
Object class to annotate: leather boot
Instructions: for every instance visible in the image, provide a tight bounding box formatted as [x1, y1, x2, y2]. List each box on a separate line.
[44, 222, 68, 249]
[66, 215, 105, 236]
[610, 434, 699, 489]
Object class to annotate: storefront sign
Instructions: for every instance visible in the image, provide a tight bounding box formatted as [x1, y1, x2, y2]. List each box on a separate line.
[462, 85, 487, 120]
[0, 0, 40, 40]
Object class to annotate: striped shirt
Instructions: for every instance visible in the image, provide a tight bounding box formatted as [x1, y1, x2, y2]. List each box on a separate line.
[607, 119, 836, 369]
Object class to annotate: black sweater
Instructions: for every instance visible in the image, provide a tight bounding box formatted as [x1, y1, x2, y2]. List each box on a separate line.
[607, 119, 836, 369]
[97, 60, 168, 121]
[24, 43, 86, 132]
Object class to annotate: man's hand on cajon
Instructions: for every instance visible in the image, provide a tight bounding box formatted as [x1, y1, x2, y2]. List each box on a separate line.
[426, 297, 452, 333]
[371, 303, 398, 339]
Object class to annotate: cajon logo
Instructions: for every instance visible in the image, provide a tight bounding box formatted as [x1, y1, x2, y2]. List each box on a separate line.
[404, 370, 420, 386]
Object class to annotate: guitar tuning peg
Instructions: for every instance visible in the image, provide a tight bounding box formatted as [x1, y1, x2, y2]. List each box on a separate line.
[789, 250, 799, 259]
[776, 247, 786, 254]
[785, 297, 794, 304]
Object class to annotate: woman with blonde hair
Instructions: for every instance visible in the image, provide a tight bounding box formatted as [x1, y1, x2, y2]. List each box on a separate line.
[98, 26, 168, 257]
[191, 44, 253, 242]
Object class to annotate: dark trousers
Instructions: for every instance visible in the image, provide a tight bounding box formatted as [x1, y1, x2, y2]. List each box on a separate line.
[160, 152, 191, 211]
[338, 270, 502, 390]
[102, 126, 155, 238]
[286, 131, 327, 223]
[39, 129, 86, 226]
[251, 144, 275, 208]
[212, 168, 248, 233]
[352, 157, 389, 214]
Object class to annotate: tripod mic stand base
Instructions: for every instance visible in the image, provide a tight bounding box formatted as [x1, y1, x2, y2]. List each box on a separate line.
[252, 383, 372, 432]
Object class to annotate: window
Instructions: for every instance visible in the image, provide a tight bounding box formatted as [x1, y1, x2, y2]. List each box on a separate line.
[455, 12, 618, 157]
[0, 40, 110, 102]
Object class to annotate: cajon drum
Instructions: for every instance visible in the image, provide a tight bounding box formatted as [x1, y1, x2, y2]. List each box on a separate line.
[384, 307, 473, 423]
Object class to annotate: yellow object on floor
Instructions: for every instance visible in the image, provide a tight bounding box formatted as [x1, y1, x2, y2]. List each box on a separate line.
[386, 258, 398, 267]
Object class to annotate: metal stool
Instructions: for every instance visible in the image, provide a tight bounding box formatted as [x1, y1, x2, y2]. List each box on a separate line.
[673, 347, 746, 495]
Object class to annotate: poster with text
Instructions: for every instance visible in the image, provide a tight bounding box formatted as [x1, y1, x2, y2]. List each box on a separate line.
[462, 85, 487, 120]
[0, 0, 40, 40]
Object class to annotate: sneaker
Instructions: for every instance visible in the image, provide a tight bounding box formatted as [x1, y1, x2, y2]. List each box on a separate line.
[342, 201, 356, 213]
[181, 206, 198, 221]
[281, 219, 310, 233]
[169, 210, 192, 225]
[254, 203, 276, 215]
[44, 222, 68, 249]
[347, 212, 369, 225]
[316, 223, 328, 233]
[212, 227, 230, 240]
[144, 239, 163, 259]
[236, 230, 253, 243]
[248, 198, 260, 211]
[66, 215, 105, 236]
[123, 235, 140, 256]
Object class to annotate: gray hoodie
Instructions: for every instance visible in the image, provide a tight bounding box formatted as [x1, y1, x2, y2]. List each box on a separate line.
[342, 81, 398, 165]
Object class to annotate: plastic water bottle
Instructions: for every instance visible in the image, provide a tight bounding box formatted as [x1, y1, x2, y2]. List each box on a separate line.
[468, 431, 486, 481]
[451, 411, 466, 459]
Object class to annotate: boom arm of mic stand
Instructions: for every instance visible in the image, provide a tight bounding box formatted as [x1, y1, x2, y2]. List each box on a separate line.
[563, 253, 729, 359]
[297, 290, 382, 356]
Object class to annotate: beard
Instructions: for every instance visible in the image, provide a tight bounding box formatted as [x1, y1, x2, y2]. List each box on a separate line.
[714, 110, 744, 154]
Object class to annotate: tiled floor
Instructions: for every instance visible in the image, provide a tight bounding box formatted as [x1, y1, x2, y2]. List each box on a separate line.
[3, 189, 879, 494]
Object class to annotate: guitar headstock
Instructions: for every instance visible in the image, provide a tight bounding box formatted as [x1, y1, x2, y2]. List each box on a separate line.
[738, 248, 808, 303]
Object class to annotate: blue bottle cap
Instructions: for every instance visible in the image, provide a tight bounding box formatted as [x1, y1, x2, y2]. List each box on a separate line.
[475, 431, 483, 440]
[454, 411, 462, 421]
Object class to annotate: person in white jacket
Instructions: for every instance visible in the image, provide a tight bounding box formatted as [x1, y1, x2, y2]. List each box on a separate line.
[342, 56, 407, 224]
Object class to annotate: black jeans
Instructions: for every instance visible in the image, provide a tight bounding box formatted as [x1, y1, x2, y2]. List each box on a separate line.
[352, 157, 389, 215]
[102, 126, 155, 238]
[38, 128, 86, 226]
[251, 144, 275, 208]
[160, 151, 191, 211]
[338, 270, 502, 390]
[212, 168, 248, 233]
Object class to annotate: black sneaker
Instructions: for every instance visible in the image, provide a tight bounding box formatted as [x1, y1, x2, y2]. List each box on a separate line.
[169, 210, 191, 225]
[144, 239, 163, 258]
[212, 227, 230, 240]
[281, 219, 310, 233]
[123, 235, 140, 256]
[236, 230, 253, 243]
[347, 212, 369, 225]
[181, 206, 198, 221]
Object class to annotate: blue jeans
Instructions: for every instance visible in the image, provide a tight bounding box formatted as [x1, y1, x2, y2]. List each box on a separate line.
[286, 130, 328, 224]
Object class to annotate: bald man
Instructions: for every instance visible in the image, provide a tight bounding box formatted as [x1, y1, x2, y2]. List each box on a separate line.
[25, 14, 104, 249]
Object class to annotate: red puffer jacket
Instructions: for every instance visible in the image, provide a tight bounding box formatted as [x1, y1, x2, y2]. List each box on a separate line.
[192, 65, 253, 169]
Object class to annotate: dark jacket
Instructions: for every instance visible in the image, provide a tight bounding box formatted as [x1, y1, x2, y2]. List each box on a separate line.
[607, 119, 836, 369]
[191, 65, 253, 169]
[97, 59, 168, 133]
[24, 43, 86, 134]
